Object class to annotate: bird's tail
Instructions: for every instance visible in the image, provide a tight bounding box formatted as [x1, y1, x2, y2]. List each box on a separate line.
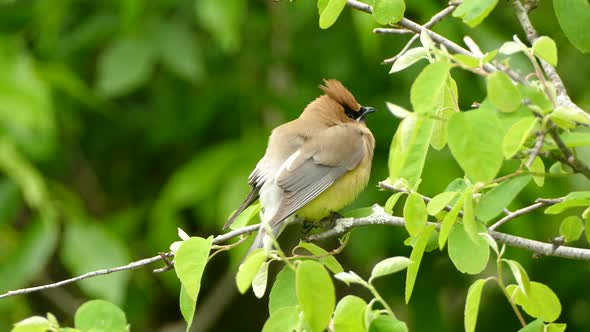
[245, 222, 284, 258]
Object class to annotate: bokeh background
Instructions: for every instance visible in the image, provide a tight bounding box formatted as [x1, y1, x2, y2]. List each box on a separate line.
[0, 0, 589, 331]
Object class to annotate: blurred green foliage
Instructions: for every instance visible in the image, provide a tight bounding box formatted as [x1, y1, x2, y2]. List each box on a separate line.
[0, 0, 589, 331]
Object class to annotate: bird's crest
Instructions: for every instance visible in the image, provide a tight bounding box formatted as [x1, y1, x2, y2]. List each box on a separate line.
[320, 79, 360, 112]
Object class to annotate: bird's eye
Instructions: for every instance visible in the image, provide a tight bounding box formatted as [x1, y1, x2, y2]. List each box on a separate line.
[343, 104, 358, 119]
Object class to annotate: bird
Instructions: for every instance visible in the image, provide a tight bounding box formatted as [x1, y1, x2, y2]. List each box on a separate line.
[223, 79, 376, 255]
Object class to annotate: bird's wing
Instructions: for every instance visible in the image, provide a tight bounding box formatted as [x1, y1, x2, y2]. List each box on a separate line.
[270, 124, 366, 225]
[223, 163, 266, 230]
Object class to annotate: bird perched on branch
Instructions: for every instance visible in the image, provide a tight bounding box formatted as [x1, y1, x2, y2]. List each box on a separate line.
[224, 79, 376, 255]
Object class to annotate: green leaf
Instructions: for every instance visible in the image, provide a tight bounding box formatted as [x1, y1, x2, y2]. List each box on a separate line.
[194, 0, 245, 52]
[11, 316, 50, 332]
[74, 300, 128, 332]
[61, 222, 131, 304]
[559, 215, 584, 242]
[553, 0, 590, 53]
[370, 256, 413, 282]
[262, 306, 300, 332]
[427, 192, 458, 216]
[464, 278, 490, 332]
[389, 47, 427, 74]
[546, 323, 567, 332]
[545, 191, 590, 214]
[229, 203, 260, 230]
[403, 192, 427, 236]
[318, 0, 348, 29]
[503, 259, 531, 295]
[372, 0, 405, 25]
[431, 108, 456, 151]
[384, 192, 403, 215]
[453, 0, 499, 27]
[500, 41, 526, 55]
[406, 225, 434, 303]
[368, 315, 408, 332]
[550, 106, 590, 127]
[296, 260, 336, 332]
[179, 285, 195, 332]
[174, 236, 213, 308]
[96, 35, 155, 98]
[253, 261, 270, 298]
[236, 248, 267, 294]
[334, 271, 367, 286]
[507, 282, 562, 322]
[462, 186, 478, 242]
[487, 71, 521, 113]
[448, 223, 490, 274]
[518, 319, 544, 332]
[410, 61, 451, 114]
[448, 106, 504, 182]
[388, 114, 434, 188]
[532, 36, 558, 66]
[559, 131, 590, 148]
[156, 20, 204, 82]
[333, 296, 368, 332]
[475, 175, 532, 222]
[295, 241, 344, 274]
[502, 116, 537, 158]
[269, 266, 297, 314]
[386, 102, 412, 119]
[439, 193, 464, 249]
[526, 157, 545, 186]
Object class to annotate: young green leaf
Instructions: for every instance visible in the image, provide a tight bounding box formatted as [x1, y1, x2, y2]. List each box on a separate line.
[389, 47, 428, 74]
[453, 0, 499, 27]
[318, 0, 348, 29]
[295, 241, 344, 274]
[448, 106, 504, 182]
[502, 259, 531, 295]
[11, 316, 50, 332]
[74, 300, 128, 332]
[385, 192, 404, 215]
[499, 41, 526, 55]
[427, 191, 458, 216]
[506, 282, 562, 322]
[373, 0, 405, 25]
[464, 278, 490, 332]
[559, 215, 584, 242]
[334, 271, 367, 286]
[252, 261, 270, 298]
[406, 226, 434, 303]
[269, 266, 297, 314]
[439, 193, 464, 249]
[333, 295, 368, 332]
[388, 114, 434, 188]
[532, 36, 558, 66]
[502, 116, 537, 158]
[180, 285, 195, 331]
[410, 61, 451, 114]
[228, 203, 260, 230]
[475, 175, 532, 222]
[431, 108, 456, 151]
[369, 256, 413, 282]
[235, 249, 267, 294]
[462, 186, 478, 243]
[517, 319, 544, 332]
[526, 157, 545, 186]
[487, 71, 521, 113]
[448, 223, 490, 274]
[403, 192, 427, 236]
[553, 0, 590, 53]
[545, 191, 590, 214]
[386, 102, 412, 119]
[296, 261, 336, 332]
[262, 306, 300, 332]
[368, 315, 408, 332]
[545, 323, 567, 332]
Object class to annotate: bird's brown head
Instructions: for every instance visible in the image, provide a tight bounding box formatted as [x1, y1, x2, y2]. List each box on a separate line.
[314, 79, 376, 124]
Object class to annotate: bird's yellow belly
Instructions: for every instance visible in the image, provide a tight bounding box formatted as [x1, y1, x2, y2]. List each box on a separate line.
[295, 157, 372, 221]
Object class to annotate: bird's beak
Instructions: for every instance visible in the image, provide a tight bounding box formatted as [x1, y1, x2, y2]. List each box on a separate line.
[357, 106, 377, 121]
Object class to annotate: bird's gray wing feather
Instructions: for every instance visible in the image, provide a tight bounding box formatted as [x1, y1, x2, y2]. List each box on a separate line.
[269, 124, 366, 225]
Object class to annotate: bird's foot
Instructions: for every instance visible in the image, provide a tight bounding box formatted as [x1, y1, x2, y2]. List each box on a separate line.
[319, 211, 343, 229]
[301, 219, 316, 234]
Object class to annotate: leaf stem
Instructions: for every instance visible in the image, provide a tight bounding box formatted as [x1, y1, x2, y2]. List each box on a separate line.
[496, 258, 527, 327]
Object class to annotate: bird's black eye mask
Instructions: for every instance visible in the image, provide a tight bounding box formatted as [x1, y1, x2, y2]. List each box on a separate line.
[343, 104, 359, 120]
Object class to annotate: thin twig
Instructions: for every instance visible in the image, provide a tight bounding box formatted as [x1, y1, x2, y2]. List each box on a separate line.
[526, 131, 545, 168]
[374, 28, 412, 35]
[378, 181, 464, 217]
[489, 197, 563, 231]
[547, 122, 590, 179]
[0, 224, 261, 300]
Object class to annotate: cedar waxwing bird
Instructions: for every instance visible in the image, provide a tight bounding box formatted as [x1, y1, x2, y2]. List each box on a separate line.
[224, 79, 376, 254]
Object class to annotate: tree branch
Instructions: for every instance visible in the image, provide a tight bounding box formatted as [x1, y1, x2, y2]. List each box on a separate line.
[0, 224, 261, 300]
[488, 197, 563, 231]
[308, 205, 590, 261]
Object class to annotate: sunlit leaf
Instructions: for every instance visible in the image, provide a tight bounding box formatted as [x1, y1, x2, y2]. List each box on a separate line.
[410, 61, 451, 114]
[262, 306, 299, 332]
[487, 71, 521, 113]
[448, 223, 490, 274]
[389, 47, 428, 74]
[453, 0, 499, 27]
[553, 0, 590, 53]
[559, 215, 584, 242]
[502, 116, 537, 158]
[464, 278, 490, 332]
[269, 266, 297, 314]
[370, 256, 412, 282]
[403, 192, 427, 236]
[507, 282, 562, 322]
[295, 241, 343, 274]
[333, 296, 368, 332]
[74, 300, 128, 332]
[236, 248, 267, 294]
[475, 175, 532, 222]
[406, 225, 434, 303]
[532, 36, 558, 66]
[296, 261, 335, 332]
[318, 0, 348, 29]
